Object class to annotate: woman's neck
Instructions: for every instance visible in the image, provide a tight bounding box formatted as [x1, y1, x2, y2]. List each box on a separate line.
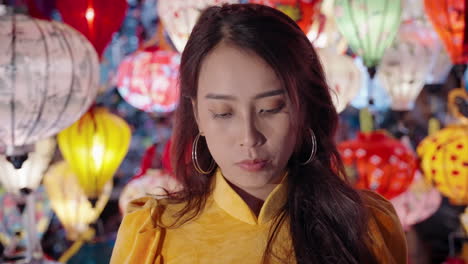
[227, 182, 278, 216]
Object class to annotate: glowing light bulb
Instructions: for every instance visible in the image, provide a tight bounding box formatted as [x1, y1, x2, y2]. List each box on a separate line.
[85, 8, 95, 22]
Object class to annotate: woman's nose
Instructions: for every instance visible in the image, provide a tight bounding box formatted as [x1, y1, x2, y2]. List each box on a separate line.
[239, 117, 265, 148]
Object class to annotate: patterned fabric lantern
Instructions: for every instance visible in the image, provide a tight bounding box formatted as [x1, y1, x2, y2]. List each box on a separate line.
[158, 0, 239, 53]
[57, 0, 128, 58]
[310, 0, 347, 52]
[316, 48, 362, 112]
[334, 0, 402, 68]
[417, 124, 468, 205]
[0, 14, 99, 168]
[57, 107, 131, 199]
[43, 161, 111, 241]
[248, 0, 322, 34]
[390, 172, 442, 231]
[119, 169, 181, 213]
[339, 131, 417, 200]
[116, 48, 181, 113]
[426, 40, 452, 85]
[378, 21, 440, 111]
[0, 138, 55, 195]
[424, 0, 468, 64]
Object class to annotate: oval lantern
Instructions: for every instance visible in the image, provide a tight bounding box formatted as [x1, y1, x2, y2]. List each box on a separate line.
[417, 124, 468, 205]
[339, 131, 417, 200]
[158, 0, 240, 53]
[0, 14, 99, 167]
[424, 0, 468, 64]
[57, 107, 131, 199]
[43, 161, 111, 241]
[116, 48, 181, 113]
[56, 0, 128, 59]
[334, 0, 402, 68]
[317, 48, 362, 113]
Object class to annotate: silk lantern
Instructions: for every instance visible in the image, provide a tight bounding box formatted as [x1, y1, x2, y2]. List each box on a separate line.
[310, 0, 347, 52]
[57, 0, 128, 58]
[158, 0, 240, 53]
[317, 48, 362, 112]
[0, 14, 99, 168]
[0, 138, 55, 195]
[424, 0, 468, 64]
[339, 131, 417, 200]
[334, 0, 402, 68]
[43, 161, 111, 241]
[378, 21, 440, 111]
[57, 107, 131, 199]
[116, 48, 181, 113]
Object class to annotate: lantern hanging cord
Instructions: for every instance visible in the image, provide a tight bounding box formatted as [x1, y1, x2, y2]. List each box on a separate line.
[367, 66, 377, 106]
[58, 227, 95, 263]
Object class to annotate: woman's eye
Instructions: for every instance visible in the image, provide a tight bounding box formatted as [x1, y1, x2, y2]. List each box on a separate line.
[212, 112, 232, 119]
[259, 104, 285, 115]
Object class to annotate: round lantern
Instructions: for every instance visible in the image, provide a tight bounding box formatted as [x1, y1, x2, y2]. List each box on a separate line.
[116, 48, 181, 113]
[426, 40, 452, 85]
[317, 48, 362, 113]
[0, 14, 99, 168]
[158, 0, 240, 53]
[248, 0, 322, 34]
[378, 21, 440, 111]
[424, 0, 468, 64]
[119, 169, 181, 213]
[339, 131, 417, 200]
[56, 0, 128, 58]
[390, 172, 442, 231]
[417, 124, 468, 205]
[310, 0, 347, 52]
[334, 0, 402, 68]
[57, 107, 131, 199]
[43, 161, 111, 241]
[0, 138, 55, 195]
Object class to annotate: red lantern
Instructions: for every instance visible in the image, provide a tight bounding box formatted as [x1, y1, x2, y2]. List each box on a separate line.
[248, 0, 322, 33]
[116, 48, 181, 113]
[57, 0, 127, 58]
[338, 131, 417, 200]
[424, 0, 468, 64]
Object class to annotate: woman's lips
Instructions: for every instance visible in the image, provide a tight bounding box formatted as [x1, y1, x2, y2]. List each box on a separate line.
[236, 160, 268, 172]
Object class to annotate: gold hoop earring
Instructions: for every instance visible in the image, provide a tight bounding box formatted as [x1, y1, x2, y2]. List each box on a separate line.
[300, 128, 317, 165]
[192, 133, 216, 174]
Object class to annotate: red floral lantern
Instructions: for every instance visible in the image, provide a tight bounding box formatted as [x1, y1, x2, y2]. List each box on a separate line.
[338, 131, 417, 199]
[424, 0, 468, 64]
[248, 0, 322, 33]
[116, 48, 181, 113]
[57, 0, 128, 58]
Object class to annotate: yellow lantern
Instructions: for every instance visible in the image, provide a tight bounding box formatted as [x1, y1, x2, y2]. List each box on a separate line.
[57, 107, 131, 199]
[43, 161, 111, 241]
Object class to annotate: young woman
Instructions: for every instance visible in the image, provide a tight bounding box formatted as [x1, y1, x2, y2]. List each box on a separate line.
[111, 4, 407, 264]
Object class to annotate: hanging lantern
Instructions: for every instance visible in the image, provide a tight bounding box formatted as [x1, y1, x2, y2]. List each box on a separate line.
[0, 138, 55, 195]
[309, 0, 347, 52]
[0, 14, 99, 169]
[338, 131, 417, 200]
[43, 161, 111, 241]
[390, 172, 442, 231]
[116, 48, 181, 113]
[57, 107, 131, 199]
[316, 48, 362, 113]
[248, 0, 322, 34]
[158, 0, 240, 53]
[424, 0, 468, 64]
[119, 169, 181, 213]
[334, 0, 402, 68]
[378, 21, 440, 111]
[56, 0, 128, 59]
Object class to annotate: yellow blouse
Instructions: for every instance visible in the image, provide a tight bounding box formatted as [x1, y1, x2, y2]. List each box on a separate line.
[110, 169, 407, 264]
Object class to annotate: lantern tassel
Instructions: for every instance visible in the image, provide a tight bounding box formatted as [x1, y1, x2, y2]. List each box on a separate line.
[428, 117, 441, 136]
[58, 227, 95, 263]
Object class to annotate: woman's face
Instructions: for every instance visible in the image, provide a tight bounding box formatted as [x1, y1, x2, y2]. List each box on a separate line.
[194, 43, 296, 191]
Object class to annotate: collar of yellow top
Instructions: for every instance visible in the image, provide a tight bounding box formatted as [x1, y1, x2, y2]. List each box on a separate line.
[212, 168, 288, 225]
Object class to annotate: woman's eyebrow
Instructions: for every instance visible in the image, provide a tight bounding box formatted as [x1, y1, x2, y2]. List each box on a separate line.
[204, 89, 284, 100]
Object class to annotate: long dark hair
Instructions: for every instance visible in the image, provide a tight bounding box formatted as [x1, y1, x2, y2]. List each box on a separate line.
[170, 4, 378, 263]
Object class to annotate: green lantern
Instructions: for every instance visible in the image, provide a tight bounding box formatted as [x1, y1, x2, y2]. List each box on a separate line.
[334, 0, 402, 69]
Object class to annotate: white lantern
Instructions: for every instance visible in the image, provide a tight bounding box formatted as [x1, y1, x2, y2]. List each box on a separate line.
[158, 0, 239, 53]
[378, 21, 439, 111]
[0, 138, 55, 195]
[0, 14, 99, 167]
[316, 48, 363, 113]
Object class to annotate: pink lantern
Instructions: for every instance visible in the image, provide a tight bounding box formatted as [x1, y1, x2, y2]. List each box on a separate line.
[116, 48, 181, 113]
[390, 172, 442, 231]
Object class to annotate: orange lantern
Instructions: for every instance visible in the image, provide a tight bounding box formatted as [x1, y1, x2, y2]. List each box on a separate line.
[424, 0, 468, 64]
[338, 131, 417, 200]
